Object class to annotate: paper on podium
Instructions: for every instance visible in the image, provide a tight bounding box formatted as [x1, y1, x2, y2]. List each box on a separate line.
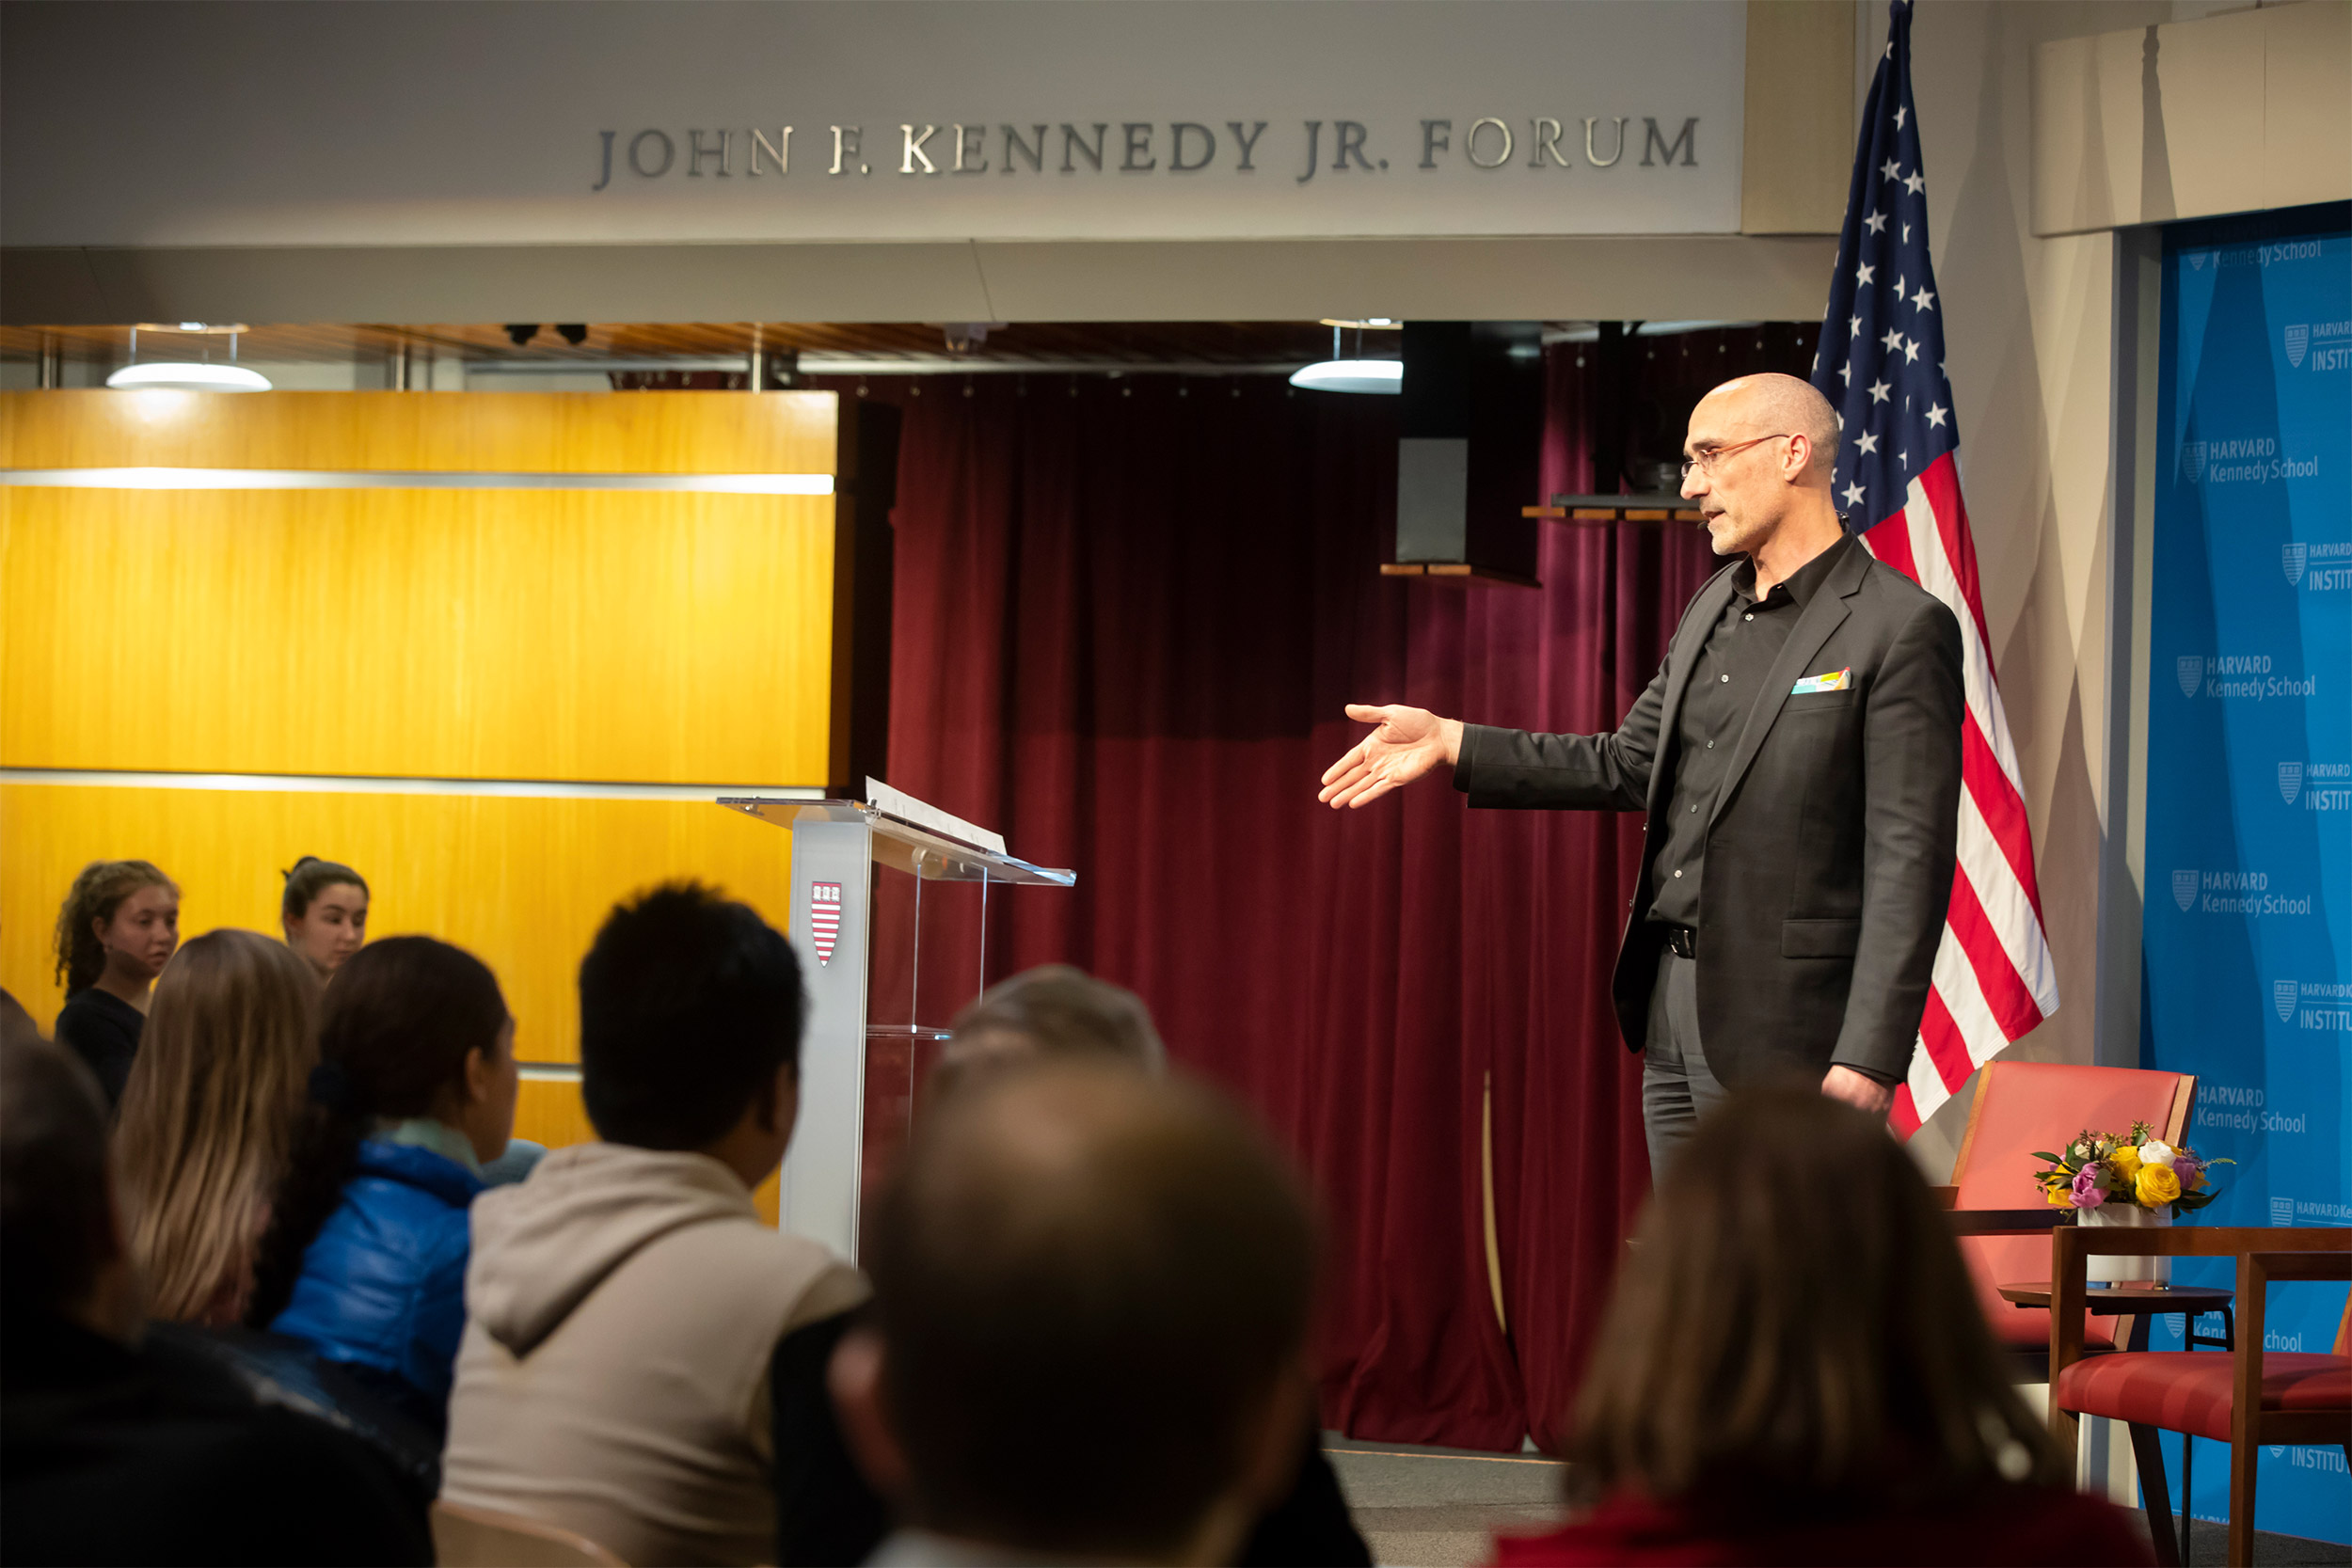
[863, 778, 1008, 857]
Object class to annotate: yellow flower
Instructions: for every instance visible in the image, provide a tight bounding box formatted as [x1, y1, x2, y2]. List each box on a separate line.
[2045, 1181, 2074, 1208]
[2110, 1148, 2143, 1181]
[2135, 1164, 2182, 1207]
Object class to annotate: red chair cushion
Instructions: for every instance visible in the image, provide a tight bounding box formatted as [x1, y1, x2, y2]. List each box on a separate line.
[2055, 1352, 2351, 1442]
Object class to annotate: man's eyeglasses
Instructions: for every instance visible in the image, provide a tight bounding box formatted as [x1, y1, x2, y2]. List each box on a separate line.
[1680, 433, 1795, 480]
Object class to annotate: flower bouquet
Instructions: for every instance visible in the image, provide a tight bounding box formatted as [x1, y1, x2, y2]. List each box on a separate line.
[2031, 1121, 2230, 1213]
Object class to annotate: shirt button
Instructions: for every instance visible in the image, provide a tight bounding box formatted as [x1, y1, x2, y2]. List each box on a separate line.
[1743, 613, 1753, 622]
[1707, 740, 1715, 749]
[1673, 869, 1684, 878]
[1720, 673, 1729, 683]
[1690, 804, 1698, 813]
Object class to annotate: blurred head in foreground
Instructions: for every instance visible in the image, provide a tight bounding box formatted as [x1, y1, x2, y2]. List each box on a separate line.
[1, 1036, 137, 1340]
[836, 1059, 1315, 1565]
[1566, 1085, 2062, 1523]
[938, 963, 1166, 1091]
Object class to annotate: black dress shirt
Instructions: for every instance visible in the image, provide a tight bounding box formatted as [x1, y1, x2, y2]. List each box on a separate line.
[55, 988, 145, 1110]
[1646, 534, 1857, 929]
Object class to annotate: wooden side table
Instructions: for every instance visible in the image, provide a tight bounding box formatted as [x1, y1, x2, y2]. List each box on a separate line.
[1999, 1280, 2235, 1565]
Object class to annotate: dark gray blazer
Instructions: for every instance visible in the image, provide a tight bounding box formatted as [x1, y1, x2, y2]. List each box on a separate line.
[1453, 539, 1964, 1086]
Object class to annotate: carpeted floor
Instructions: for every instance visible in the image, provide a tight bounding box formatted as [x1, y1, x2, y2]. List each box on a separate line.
[1318, 1433, 2352, 1568]
[1321, 1434, 1565, 1568]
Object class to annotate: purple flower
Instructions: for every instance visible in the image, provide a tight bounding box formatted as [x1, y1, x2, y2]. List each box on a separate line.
[2173, 1153, 2203, 1189]
[2070, 1166, 2107, 1209]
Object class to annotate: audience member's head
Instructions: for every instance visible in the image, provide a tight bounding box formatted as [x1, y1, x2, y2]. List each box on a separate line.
[579, 882, 803, 1181]
[1566, 1085, 2061, 1524]
[116, 930, 319, 1324]
[53, 859, 180, 996]
[941, 963, 1167, 1085]
[838, 1059, 1317, 1565]
[249, 936, 513, 1325]
[1, 1036, 135, 1340]
[280, 856, 371, 981]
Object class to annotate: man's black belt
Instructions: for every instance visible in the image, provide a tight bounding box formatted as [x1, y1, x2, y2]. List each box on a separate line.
[1662, 925, 1697, 959]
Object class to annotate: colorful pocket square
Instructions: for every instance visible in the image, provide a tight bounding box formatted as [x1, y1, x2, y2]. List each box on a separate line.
[1791, 668, 1852, 695]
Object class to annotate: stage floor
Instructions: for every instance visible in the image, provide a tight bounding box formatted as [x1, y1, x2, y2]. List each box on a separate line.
[1318, 1433, 2351, 1568]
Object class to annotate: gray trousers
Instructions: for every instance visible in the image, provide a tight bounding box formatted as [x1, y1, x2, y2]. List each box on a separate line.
[1640, 950, 1730, 1180]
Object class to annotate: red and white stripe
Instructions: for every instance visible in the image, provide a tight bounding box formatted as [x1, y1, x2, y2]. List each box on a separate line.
[1859, 452, 2059, 1133]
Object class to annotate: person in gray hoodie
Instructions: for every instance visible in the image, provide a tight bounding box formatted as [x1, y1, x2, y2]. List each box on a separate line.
[438, 883, 865, 1567]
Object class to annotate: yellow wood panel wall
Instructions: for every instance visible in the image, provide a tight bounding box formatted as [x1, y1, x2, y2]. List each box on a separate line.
[0, 784, 795, 1065]
[0, 390, 838, 476]
[1, 487, 836, 783]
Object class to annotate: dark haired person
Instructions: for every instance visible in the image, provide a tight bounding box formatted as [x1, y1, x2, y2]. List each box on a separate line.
[441, 882, 863, 1567]
[50, 859, 180, 1108]
[249, 937, 516, 1433]
[832, 1058, 1318, 1567]
[1489, 1086, 2149, 1567]
[281, 855, 370, 982]
[1, 1035, 431, 1565]
[818, 963, 1364, 1568]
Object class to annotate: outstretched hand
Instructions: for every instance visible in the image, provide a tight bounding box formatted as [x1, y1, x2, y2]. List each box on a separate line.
[1318, 704, 1463, 810]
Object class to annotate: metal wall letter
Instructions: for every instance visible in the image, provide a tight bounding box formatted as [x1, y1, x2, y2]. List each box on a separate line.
[628, 129, 675, 178]
[1332, 120, 1375, 172]
[1227, 120, 1267, 172]
[592, 129, 615, 191]
[1640, 116, 1697, 166]
[1466, 117, 1512, 168]
[1120, 122, 1156, 172]
[1002, 123, 1047, 173]
[1060, 123, 1107, 173]
[1419, 119, 1451, 169]
[900, 124, 939, 174]
[953, 123, 987, 173]
[1582, 116, 1627, 168]
[1528, 118, 1570, 167]
[1168, 121, 1216, 173]
[830, 125, 864, 175]
[1296, 119, 1321, 183]
[688, 129, 732, 177]
[750, 128, 791, 175]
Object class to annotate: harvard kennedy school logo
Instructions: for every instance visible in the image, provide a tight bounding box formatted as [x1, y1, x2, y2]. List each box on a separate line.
[2280, 761, 2304, 804]
[2283, 543, 2308, 586]
[2285, 325, 2309, 368]
[2276, 980, 2300, 1022]
[2177, 655, 2204, 699]
[2179, 441, 2207, 483]
[808, 881, 843, 966]
[2172, 868, 2200, 912]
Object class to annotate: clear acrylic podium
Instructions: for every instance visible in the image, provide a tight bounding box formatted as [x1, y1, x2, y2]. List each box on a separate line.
[717, 795, 1074, 1259]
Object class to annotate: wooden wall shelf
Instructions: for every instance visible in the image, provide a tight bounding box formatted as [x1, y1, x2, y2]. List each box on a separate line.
[1524, 493, 1702, 525]
[1380, 562, 1541, 589]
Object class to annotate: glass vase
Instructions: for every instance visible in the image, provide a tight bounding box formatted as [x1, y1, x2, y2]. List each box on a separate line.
[2081, 1198, 2172, 1284]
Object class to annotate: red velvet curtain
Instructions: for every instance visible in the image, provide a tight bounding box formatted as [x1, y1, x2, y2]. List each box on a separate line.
[818, 326, 1808, 1449]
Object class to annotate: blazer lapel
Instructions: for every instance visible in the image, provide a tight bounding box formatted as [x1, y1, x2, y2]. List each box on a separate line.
[1710, 540, 1868, 824]
[1650, 564, 1742, 814]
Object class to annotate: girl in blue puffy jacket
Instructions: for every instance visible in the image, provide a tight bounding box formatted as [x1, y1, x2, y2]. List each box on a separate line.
[247, 937, 518, 1434]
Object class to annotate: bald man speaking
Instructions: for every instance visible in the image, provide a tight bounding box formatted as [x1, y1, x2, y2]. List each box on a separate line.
[1320, 374, 1963, 1171]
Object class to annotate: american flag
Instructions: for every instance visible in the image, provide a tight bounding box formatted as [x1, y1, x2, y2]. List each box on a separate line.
[1811, 0, 2059, 1135]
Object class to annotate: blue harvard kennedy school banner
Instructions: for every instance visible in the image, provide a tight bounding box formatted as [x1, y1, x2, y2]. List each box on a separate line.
[2143, 204, 2350, 1543]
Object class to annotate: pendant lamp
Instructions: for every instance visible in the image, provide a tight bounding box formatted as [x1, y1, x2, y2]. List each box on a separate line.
[107, 325, 271, 391]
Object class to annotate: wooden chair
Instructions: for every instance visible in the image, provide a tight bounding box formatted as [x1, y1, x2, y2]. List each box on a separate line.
[430, 1499, 628, 1567]
[2048, 1225, 2352, 1567]
[1947, 1061, 2199, 1370]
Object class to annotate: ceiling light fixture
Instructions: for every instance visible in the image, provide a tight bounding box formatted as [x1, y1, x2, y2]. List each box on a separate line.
[106, 324, 270, 392]
[1290, 323, 1404, 395]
